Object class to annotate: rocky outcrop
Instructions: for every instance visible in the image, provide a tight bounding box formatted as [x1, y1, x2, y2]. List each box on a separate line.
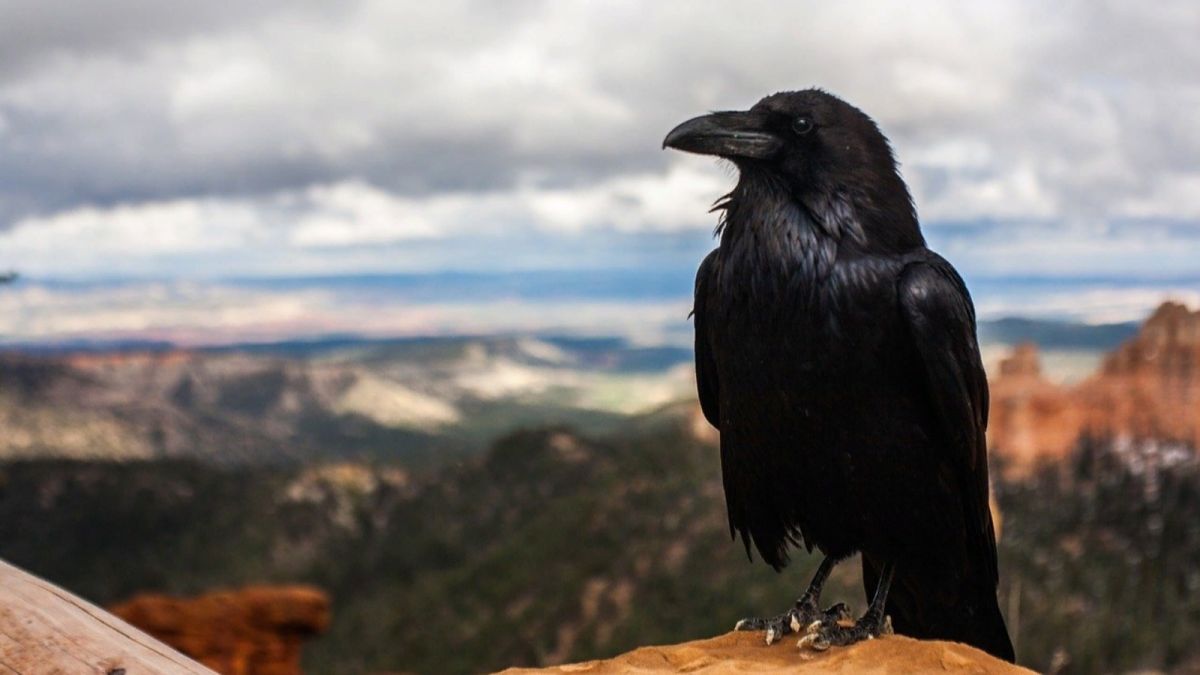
[109, 585, 330, 675]
[988, 302, 1200, 476]
[1080, 301, 1200, 448]
[498, 631, 1033, 674]
[987, 343, 1084, 476]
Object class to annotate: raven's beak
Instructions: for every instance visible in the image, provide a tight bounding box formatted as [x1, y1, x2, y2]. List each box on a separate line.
[662, 111, 781, 159]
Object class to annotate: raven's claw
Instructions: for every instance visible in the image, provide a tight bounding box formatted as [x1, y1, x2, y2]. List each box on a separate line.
[735, 601, 852, 645]
[797, 612, 892, 651]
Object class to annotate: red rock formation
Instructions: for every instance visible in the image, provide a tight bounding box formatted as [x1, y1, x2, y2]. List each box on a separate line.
[1079, 302, 1200, 449]
[109, 585, 330, 675]
[987, 344, 1085, 477]
[988, 302, 1200, 477]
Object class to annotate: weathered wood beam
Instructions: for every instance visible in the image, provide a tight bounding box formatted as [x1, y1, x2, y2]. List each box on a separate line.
[0, 559, 217, 674]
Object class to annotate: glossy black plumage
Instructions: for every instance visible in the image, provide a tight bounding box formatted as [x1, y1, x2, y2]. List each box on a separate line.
[674, 90, 1014, 661]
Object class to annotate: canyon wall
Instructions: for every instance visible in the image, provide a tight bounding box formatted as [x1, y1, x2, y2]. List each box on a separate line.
[988, 301, 1200, 476]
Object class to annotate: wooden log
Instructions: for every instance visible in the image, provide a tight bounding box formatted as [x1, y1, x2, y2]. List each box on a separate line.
[0, 559, 217, 675]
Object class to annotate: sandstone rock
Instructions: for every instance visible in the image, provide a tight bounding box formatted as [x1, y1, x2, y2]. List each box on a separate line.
[109, 585, 330, 675]
[1082, 301, 1200, 449]
[497, 630, 1034, 674]
[987, 343, 1084, 477]
[988, 302, 1200, 477]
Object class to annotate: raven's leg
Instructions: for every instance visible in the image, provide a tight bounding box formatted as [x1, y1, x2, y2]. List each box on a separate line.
[733, 556, 852, 645]
[797, 561, 895, 651]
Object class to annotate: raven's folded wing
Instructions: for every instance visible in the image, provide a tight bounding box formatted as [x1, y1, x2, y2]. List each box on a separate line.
[898, 258, 997, 586]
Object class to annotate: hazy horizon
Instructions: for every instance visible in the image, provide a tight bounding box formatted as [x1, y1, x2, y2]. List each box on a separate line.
[3, 267, 1194, 348]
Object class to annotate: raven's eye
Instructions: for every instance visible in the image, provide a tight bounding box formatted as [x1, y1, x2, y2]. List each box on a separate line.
[792, 116, 815, 135]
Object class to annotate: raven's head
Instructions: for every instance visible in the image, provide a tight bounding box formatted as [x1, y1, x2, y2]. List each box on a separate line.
[663, 89, 920, 249]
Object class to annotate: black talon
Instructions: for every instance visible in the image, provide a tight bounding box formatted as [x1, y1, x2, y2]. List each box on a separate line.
[733, 556, 850, 644]
[734, 610, 799, 644]
[799, 561, 896, 651]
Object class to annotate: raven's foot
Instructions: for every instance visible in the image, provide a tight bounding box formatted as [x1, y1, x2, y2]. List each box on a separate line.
[734, 601, 852, 645]
[796, 612, 893, 651]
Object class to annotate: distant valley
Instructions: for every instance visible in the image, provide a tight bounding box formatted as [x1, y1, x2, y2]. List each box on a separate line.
[0, 335, 695, 464]
[0, 315, 1139, 465]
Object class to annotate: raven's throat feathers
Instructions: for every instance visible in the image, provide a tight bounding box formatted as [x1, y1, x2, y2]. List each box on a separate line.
[714, 173, 921, 257]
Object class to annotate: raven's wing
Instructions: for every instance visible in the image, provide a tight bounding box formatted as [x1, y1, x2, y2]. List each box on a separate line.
[693, 250, 720, 429]
[897, 258, 997, 585]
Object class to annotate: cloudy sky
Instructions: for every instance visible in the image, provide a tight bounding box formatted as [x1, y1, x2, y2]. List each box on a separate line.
[1, 1, 1199, 342]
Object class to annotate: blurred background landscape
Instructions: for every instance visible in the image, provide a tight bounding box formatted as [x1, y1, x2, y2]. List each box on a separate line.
[1, 1, 1199, 674]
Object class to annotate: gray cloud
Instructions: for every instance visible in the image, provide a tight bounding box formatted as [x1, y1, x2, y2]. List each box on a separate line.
[0, 1, 344, 77]
[0, 0, 1199, 281]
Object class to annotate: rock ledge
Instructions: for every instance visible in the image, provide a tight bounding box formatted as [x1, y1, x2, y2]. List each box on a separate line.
[498, 631, 1034, 674]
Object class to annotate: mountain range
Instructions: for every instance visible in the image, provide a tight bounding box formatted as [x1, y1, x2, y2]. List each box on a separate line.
[0, 335, 694, 465]
[0, 314, 1142, 467]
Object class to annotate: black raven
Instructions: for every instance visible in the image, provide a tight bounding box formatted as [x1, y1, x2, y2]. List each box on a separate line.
[664, 89, 1014, 662]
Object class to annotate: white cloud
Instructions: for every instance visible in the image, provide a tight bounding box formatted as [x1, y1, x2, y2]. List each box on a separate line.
[0, 162, 731, 275]
[290, 182, 444, 246]
[6, 199, 259, 257]
[519, 163, 727, 234]
[1118, 173, 1200, 219]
